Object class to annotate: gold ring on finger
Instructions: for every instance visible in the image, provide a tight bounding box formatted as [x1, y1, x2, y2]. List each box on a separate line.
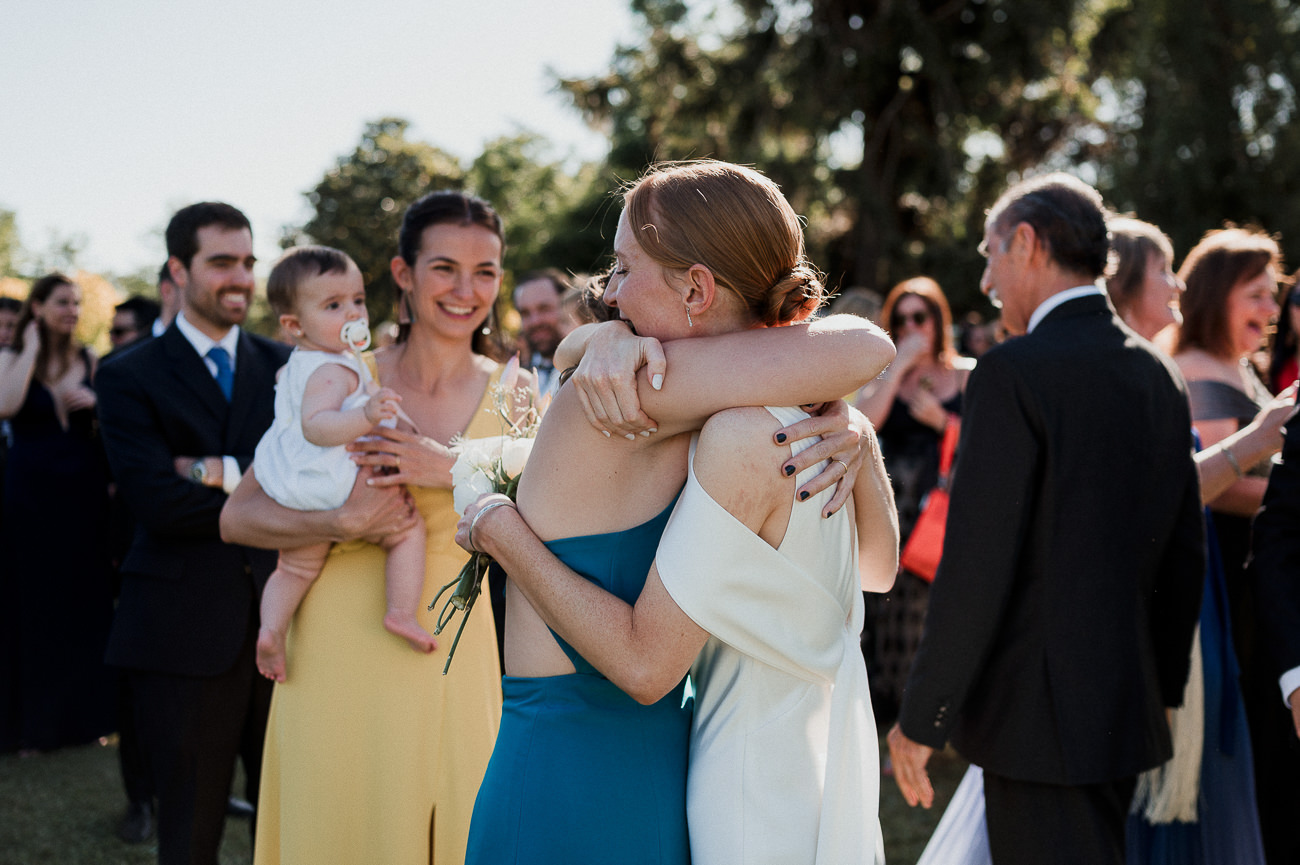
[833, 458, 849, 473]
[395, 455, 401, 469]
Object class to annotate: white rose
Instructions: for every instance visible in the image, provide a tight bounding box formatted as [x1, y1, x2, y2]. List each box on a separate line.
[500, 437, 534, 479]
[453, 467, 498, 516]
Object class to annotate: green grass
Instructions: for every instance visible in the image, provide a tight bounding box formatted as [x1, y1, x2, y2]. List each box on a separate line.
[0, 739, 252, 865]
[0, 737, 964, 865]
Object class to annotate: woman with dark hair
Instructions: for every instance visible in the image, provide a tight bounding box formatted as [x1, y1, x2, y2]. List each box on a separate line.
[0, 273, 116, 753]
[853, 276, 974, 729]
[222, 191, 515, 865]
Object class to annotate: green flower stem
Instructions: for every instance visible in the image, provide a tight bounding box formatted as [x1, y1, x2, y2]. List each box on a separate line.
[429, 552, 489, 674]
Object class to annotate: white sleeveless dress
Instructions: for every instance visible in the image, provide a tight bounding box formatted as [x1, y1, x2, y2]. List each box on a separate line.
[254, 348, 371, 511]
[657, 405, 884, 865]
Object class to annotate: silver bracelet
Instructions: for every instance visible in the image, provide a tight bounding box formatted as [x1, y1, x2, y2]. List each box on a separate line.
[1222, 443, 1244, 479]
[468, 500, 516, 553]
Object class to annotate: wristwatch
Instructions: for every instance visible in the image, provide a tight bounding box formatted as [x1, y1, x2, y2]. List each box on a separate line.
[189, 459, 209, 485]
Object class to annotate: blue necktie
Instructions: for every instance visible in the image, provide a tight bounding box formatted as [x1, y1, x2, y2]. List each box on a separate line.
[207, 346, 233, 401]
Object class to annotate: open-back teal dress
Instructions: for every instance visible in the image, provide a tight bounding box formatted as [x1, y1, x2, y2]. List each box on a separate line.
[464, 498, 692, 865]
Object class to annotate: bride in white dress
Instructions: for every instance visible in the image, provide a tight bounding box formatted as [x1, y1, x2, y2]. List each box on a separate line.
[457, 163, 899, 865]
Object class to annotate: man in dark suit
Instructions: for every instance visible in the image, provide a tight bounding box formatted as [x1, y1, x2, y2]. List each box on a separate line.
[887, 174, 1205, 865]
[1251, 415, 1300, 864]
[96, 202, 291, 865]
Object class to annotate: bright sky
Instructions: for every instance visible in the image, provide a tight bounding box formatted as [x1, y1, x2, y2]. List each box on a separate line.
[0, 0, 636, 279]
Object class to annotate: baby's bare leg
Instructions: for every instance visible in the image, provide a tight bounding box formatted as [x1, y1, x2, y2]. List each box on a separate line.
[378, 522, 435, 654]
[257, 543, 331, 682]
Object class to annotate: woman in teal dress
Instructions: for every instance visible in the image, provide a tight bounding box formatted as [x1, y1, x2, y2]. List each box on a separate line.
[460, 161, 896, 864]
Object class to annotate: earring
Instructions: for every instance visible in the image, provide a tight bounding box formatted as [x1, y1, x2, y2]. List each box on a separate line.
[685, 305, 694, 328]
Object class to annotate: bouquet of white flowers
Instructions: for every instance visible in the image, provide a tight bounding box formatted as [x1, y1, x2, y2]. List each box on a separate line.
[430, 356, 546, 673]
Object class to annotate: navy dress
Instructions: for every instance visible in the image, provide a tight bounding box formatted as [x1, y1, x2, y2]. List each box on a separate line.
[465, 497, 692, 865]
[0, 355, 116, 752]
[1126, 510, 1265, 864]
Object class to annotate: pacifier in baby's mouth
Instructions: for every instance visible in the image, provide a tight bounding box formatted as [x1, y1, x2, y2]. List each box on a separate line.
[340, 319, 372, 351]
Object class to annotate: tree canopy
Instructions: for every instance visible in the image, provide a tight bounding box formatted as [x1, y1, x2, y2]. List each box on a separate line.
[287, 1, 1300, 327]
[557, 0, 1300, 314]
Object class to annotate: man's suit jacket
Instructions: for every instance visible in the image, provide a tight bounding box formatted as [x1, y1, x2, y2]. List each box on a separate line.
[1252, 416, 1300, 686]
[898, 294, 1205, 786]
[96, 324, 291, 677]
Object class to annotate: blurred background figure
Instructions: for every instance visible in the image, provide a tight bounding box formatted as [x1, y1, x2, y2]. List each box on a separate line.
[372, 319, 400, 349]
[828, 285, 885, 324]
[1106, 217, 1184, 352]
[0, 297, 21, 348]
[512, 267, 569, 394]
[0, 296, 22, 509]
[152, 261, 181, 338]
[1172, 226, 1299, 865]
[109, 295, 162, 353]
[0, 273, 116, 755]
[557, 282, 586, 337]
[956, 311, 997, 358]
[853, 276, 974, 735]
[1268, 278, 1298, 393]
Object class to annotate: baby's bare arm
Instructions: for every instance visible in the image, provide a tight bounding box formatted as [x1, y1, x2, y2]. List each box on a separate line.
[300, 364, 398, 448]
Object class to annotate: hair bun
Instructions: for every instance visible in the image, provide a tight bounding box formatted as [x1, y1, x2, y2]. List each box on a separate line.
[763, 261, 826, 326]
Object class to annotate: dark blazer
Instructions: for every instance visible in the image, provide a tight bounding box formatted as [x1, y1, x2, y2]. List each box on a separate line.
[96, 323, 290, 677]
[1252, 416, 1300, 683]
[898, 294, 1205, 786]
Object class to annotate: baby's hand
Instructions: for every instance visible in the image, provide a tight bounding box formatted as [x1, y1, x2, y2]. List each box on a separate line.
[365, 387, 402, 425]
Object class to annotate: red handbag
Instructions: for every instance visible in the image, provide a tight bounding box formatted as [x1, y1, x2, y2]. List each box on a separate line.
[899, 415, 960, 583]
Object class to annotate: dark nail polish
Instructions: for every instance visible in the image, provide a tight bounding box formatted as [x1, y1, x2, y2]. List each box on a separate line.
[775, 432, 787, 444]
[799, 490, 809, 501]
[784, 464, 795, 476]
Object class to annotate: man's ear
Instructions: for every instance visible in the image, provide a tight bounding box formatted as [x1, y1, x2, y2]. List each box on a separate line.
[168, 256, 188, 289]
[1010, 222, 1048, 267]
[682, 263, 718, 317]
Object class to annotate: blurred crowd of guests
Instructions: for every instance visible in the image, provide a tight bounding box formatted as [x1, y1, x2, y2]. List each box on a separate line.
[2, 194, 1299, 865]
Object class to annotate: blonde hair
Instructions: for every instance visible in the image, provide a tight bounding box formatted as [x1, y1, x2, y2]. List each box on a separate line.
[623, 160, 825, 326]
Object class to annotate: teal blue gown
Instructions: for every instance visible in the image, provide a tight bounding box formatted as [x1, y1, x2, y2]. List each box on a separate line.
[464, 498, 692, 865]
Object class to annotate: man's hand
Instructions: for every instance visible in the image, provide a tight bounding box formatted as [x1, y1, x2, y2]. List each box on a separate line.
[887, 723, 936, 809]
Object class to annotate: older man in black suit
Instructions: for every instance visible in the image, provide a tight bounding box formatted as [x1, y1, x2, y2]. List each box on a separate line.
[96, 202, 290, 865]
[887, 174, 1205, 865]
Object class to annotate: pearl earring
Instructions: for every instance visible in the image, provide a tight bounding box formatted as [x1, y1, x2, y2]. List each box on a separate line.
[685, 306, 694, 328]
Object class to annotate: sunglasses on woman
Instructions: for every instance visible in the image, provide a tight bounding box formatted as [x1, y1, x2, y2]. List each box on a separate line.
[893, 311, 931, 328]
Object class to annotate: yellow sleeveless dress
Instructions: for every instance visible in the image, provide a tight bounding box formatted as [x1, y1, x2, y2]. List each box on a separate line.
[254, 368, 504, 865]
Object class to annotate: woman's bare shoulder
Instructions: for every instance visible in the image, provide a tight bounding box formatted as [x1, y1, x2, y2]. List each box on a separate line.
[696, 407, 789, 483]
[694, 407, 793, 531]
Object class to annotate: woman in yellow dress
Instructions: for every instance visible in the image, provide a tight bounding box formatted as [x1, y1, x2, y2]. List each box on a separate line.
[220, 191, 515, 865]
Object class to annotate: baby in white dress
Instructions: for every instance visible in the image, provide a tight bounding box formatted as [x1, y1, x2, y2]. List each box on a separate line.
[253, 246, 433, 682]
